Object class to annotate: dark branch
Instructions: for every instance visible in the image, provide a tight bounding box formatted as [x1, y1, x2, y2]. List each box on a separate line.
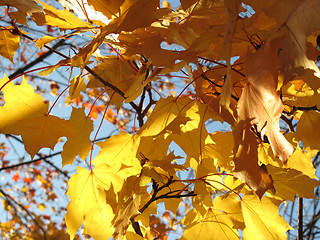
[0, 188, 47, 240]
[284, 105, 320, 116]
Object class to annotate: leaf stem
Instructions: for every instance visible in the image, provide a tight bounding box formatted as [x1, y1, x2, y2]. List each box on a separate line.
[46, 85, 70, 116]
[89, 92, 115, 172]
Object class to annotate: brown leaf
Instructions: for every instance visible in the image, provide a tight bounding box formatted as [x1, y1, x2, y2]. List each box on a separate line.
[233, 119, 274, 198]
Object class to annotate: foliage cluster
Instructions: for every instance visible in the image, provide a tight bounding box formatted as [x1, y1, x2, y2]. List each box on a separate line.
[0, 0, 320, 239]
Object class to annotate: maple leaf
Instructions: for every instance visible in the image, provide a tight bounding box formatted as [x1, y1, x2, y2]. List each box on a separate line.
[112, 0, 159, 33]
[233, 119, 274, 198]
[87, 56, 137, 109]
[61, 107, 93, 167]
[238, 39, 294, 163]
[241, 195, 293, 240]
[0, 75, 69, 158]
[266, 165, 320, 201]
[88, 0, 124, 19]
[205, 131, 234, 171]
[278, 0, 320, 90]
[181, 207, 240, 240]
[69, 75, 86, 99]
[194, 71, 236, 126]
[112, 193, 141, 240]
[65, 164, 123, 240]
[213, 194, 245, 230]
[258, 134, 318, 179]
[0, 0, 43, 24]
[295, 111, 320, 150]
[0, 27, 20, 63]
[33, 0, 93, 30]
[219, 0, 242, 109]
[93, 131, 142, 178]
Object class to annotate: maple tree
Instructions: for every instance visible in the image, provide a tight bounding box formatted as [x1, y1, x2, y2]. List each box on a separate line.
[0, 0, 319, 239]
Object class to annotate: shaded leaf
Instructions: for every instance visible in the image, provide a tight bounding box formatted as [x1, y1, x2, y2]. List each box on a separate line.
[233, 119, 274, 198]
[69, 75, 86, 99]
[34, 0, 93, 30]
[0, 27, 20, 63]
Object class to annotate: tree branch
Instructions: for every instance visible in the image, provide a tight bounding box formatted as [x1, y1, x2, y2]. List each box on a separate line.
[284, 105, 320, 116]
[0, 188, 47, 240]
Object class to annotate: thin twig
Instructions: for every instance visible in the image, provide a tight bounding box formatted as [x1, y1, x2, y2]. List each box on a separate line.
[0, 188, 47, 240]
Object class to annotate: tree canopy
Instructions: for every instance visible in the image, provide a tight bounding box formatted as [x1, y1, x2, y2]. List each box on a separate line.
[0, 0, 319, 239]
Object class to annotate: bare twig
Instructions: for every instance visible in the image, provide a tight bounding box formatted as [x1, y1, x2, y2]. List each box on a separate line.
[0, 188, 47, 240]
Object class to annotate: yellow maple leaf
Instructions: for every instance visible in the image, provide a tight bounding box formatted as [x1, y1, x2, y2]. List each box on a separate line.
[213, 194, 245, 230]
[205, 131, 234, 171]
[266, 165, 320, 201]
[34, 0, 93, 30]
[0, 0, 43, 25]
[35, 35, 60, 49]
[241, 195, 293, 240]
[94, 131, 142, 177]
[69, 75, 86, 100]
[113, 193, 141, 240]
[61, 107, 93, 167]
[65, 165, 123, 240]
[0, 27, 20, 63]
[87, 56, 137, 109]
[181, 207, 240, 240]
[258, 135, 317, 179]
[295, 111, 320, 150]
[0, 75, 69, 158]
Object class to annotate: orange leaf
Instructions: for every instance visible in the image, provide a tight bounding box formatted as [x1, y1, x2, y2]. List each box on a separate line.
[238, 39, 294, 163]
[233, 119, 274, 198]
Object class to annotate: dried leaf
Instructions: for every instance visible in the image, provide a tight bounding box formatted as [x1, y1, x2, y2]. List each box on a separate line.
[238, 39, 294, 163]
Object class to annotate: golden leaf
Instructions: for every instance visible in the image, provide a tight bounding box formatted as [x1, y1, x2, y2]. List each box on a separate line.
[181, 208, 240, 240]
[0, 27, 20, 63]
[0, 75, 69, 158]
[65, 165, 123, 239]
[69, 75, 86, 99]
[61, 107, 93, 167]
[34, 0, 93, 30]
[241, 195, 293, 240]
[267, 165, 320, 201]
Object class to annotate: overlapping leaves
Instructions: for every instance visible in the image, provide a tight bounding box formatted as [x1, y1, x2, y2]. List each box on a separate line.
[0, 0, 319, 240]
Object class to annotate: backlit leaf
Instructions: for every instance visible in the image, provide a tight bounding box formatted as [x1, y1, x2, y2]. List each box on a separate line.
[241, 195, 292, 240]
[0, 75, 69, 158]
[181, 208, 240, 240]
[267, 165, 320, 201]
[61, 107, 93, 167]
[65, 164, 123, 240]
